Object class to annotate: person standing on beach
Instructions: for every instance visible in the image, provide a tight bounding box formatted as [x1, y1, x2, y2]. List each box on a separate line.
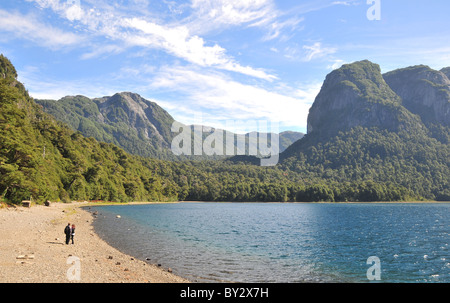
[64, 223, 71, 245]
[71, 224, 76, 245]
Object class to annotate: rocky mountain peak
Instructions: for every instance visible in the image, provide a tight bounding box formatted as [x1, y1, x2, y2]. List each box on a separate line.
[441, 67, 450, 79]
[383, 65, 450, 127]
[93, 92, 175, 144]
[306, 60, 417, 137]
[0, 54, 18, 79]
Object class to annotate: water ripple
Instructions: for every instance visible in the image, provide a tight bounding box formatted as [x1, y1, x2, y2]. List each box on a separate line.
[90, 202, 450, 283]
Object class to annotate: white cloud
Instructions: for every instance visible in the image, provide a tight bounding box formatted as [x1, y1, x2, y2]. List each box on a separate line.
[327, 59, 346, 70]
[23, 0, 276, 80]
[65, 2, 83, 21]
[19, 65, 120, 100]
[186, 0, 304, 41]
[331, 1, 361, 6]
[331, 1, 352, 6]
[122, 17, 277, 80]
[282, 41, 338, 64]
[149, 66, 318, 131]
[261, 17, 305, 41]
[303, 42, 337, 62]
[123, 18, 224, 66]
[80, 44, 125, 60]
[26, 0, 85, 21]
[189, 0, 275, 29]
[20, 79, 104, 100]
[15, 0, 327, 131]
[0, 9, 83, 49]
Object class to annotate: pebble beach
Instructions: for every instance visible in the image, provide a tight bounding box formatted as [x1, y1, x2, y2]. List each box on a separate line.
[0, 202, 189, 283]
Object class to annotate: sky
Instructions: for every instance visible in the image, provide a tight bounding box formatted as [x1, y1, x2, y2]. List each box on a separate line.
[1, 0, 450, 133]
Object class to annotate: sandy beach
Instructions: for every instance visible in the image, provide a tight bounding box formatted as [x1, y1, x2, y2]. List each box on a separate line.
[0, 202, 189, 283]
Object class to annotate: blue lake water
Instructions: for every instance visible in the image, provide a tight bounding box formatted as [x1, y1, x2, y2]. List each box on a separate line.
[90, 202, 450, 283]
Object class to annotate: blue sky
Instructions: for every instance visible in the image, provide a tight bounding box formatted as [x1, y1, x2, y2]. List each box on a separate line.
[1, 0, 450, 133]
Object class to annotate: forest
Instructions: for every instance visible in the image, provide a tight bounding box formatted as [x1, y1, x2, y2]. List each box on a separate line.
[1, 55, 449, 205]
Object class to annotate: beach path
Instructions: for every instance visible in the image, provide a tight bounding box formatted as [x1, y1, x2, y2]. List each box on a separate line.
[0, 202, 188, 283]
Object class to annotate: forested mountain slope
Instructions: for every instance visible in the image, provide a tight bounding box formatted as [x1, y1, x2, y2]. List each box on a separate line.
[281, 60, 449, 201]
[37, 94, 303, 160]
[1, 56, 448, 203]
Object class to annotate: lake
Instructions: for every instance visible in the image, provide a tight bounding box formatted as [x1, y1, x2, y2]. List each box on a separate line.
[90, 202, 449, 283]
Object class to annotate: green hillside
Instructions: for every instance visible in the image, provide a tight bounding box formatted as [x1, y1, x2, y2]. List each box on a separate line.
[37, 95, 303, 160]
[0, 55, 178, 204]
[1, 56, 448, 204]
[281, 60, 449, 201]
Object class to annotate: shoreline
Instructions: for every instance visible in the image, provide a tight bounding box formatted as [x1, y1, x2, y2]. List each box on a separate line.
[177, 200, 449, 204]
[83, 200, 449, 205]
[2, 200, 447, 283]
[0, 202, 189, 283]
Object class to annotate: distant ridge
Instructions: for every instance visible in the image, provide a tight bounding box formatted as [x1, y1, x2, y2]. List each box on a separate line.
[36, 93, 304, 160]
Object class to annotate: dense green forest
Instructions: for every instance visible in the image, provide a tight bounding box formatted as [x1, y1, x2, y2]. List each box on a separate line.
[0, 55, 177, 204]
[1, 55, 449, 204]
[36, 94, 178, 160]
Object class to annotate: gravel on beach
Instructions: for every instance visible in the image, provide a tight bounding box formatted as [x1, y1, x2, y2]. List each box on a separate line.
[0, 202, 189, 283]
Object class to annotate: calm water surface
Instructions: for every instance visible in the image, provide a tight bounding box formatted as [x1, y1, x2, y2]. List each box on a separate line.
[91, 202, 450, 283]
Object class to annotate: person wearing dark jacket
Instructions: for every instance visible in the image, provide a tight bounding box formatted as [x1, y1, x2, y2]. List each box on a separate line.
[64, 223, 71, 245]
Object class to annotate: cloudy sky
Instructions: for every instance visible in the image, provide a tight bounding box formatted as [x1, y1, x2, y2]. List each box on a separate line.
[1, 0, 450, 133]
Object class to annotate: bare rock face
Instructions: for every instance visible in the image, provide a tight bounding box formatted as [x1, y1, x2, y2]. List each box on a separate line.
[306, 60, 423, 138]
[440, 67, 450, 80]
[383, 65, 450, 127]
[35, 92, 178, 159]
[95, 92, 175, 146]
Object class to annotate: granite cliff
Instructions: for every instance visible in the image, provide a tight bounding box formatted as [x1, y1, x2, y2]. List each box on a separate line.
[383, 65, 450, 127]
[306, 60, 425, 138]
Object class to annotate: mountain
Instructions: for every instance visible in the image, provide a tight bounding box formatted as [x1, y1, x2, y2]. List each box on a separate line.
[36, 93, 177, 160]
[280, 60, 449, 201]
[279, 131, 305, 149]
[0, 54, 179, 204]
[95, 92, 175, 145]
[306, 60, 425, 138]
[1, 54, 448, 204]
[383, 65, 450, 128]
[440, 67, 450, 79]
[36, 94, 303, 159]
[0, 54, 304, 204]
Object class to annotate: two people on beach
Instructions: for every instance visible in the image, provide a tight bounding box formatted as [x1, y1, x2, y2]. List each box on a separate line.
[64, 223, 76, 245]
